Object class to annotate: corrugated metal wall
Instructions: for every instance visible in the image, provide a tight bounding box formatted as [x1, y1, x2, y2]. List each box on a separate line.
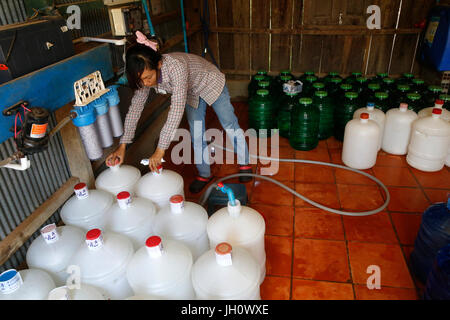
[0, 0, 27, 26]
[0, 113, 72, 273]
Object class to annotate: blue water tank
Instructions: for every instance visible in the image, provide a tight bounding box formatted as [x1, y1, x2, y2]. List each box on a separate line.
[421, 5, 450, 71]
[423, 244, 450, 300]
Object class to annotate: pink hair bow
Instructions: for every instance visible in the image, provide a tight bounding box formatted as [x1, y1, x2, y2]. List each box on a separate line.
[135, 31, 158, 51]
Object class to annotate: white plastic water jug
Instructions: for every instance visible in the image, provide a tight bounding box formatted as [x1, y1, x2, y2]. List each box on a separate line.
[125, 294, 161, 300]
[126, 236, 195, 300]
[135, 165, 184, 210]
[60, 183, 113, 231]
[47, 285, 105, 300]
[26, 224, 85, 286]
[353, 102, 385, 150]
[342, 113, 380, 169]
[68, 229, 134, 300]
[382, 103, 418, 155]
[104, 191, 157, 250]
[95, 164, 141, 197]
[407, 108, 450, 172]
[153, 195, 209, 260]
[0, 269, 55, 300]
[192, 243, 261, 300]
[206, 197, 266, 284]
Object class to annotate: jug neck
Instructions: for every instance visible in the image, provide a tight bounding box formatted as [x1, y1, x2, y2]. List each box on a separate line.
[215, 243, 233, 267]
[399, 103, 408, 112]
[152, 165, 163, 176]
[86, 229, 104, 251]
[110, 165, 120, 172]
[41, 223, 60, 244]
[48, 287, 70, 300]
[0, 269, 23, 294]
[117, 191, 132, 210]
[227, 199, 242, 218]
[74, 183, 89, 200]
[146, 236, 163, 258]
[170, 195, 185, 214]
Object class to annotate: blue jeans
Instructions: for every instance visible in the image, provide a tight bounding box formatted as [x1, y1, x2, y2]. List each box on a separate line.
[185, 85, 249, 178]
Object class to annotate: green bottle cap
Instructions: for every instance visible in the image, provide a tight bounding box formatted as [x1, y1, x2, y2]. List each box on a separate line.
[412, 78, 424, 85]
[403, 73, 414, 78]
[407, 93, 421, 100]
[257, 70, 267, 75]
[329, 72, 339, 76]
[352, 72, 362, 77]
[345, 92, 358, 99]
[281, 70, 291, 75]
[375, 92, 388, 99]
[341, 84, 352, 90]
[315, 91, 328, 98]
[397, 84, 410, 91]
[368, 83, 381, 90]
[280, 75, 292, 81]
[299, 97, 313, 105]
[306, 76, 317, 82]
[258, 81, 270, 88]
[254, 75, 265, 81]
[313, 82, 325, 89]
[356, 77, 368, 83]
[439, 94, 450, 101]
[305, 71, 315, 76]
[377, 72, 388, 78]
[428, 85, 442, 92]
[383, 77, 395, 84]
[331, 77, 342, 84]
[257, 89, 269, 96]
[286, 91, 299, 96]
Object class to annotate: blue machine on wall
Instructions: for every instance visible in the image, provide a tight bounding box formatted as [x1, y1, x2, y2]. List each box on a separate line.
[421, 5, 450, 71]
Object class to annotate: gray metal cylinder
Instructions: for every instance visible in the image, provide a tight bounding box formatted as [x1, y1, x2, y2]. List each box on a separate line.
[108, 105, 124, 137]
[96, 113, 114, 148]
[78, 124, 103, 160]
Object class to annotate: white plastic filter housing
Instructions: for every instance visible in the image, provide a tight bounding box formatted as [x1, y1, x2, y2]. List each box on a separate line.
[104, 192, 157, 250]
[381, 104, 418, 155]
[0, 269, 56, 300]
[95, 164, 141, 197]
[135, 166, 184, 210]
[60, 183, 113, 231]
[153, 195, 209, 260]
[206, 200, 266, 284]
[126, 236, 196, 300]
[342, 113, 380, 169]
[47, 285, 105, 300]
[407, 109, 450, 172]
[26, 225, 85, 286]
[353, 106, 385, 150]
[191, 243, 261, 300]
[68, 229, 135, 300]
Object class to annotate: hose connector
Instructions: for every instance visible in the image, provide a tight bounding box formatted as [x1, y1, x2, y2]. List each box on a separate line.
[217, 182, 236, 206]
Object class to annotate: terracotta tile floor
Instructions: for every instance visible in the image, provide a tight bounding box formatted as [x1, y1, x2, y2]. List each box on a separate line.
[160, 102, 449, 300]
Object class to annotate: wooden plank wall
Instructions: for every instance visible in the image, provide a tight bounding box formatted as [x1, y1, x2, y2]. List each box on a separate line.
[202, 0, 437, 79]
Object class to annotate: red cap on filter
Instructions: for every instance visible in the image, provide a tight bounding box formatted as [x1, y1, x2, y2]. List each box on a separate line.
[86, 229, 102, 241]
[360, 113, 369, 120]
[170, 195, 184, 203]
[432, 108, 443, 115]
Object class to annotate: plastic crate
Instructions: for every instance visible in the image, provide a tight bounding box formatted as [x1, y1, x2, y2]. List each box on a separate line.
[441, 71, 450, 93]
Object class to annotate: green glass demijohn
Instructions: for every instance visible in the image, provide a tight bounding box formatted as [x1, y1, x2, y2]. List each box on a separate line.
[334, 91, 359, 141]
[395, 84, 411, 106]
[249, 89, 276, 137]
[374, 92, 389, 112]
[289, 97, 320, 151]
[248, 74, 265, 98]
[439, 94, 450, 111]
[406, 93, 422, 113]
[313, 90, 334, 140]
[424, 85, 443, 108]
[277, 91, 300, 138]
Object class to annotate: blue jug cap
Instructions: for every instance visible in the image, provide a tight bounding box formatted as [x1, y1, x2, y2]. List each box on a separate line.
[71, 104, 96, 127]
[105, 85, 120, 106]
[367, 102, 375, 107]
[91, 96, 109, 116]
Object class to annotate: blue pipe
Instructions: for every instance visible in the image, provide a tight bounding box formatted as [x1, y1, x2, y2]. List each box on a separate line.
[180, 0, 189, 53]
[142, 0, 156, 36]
[217, 183, 236, 206]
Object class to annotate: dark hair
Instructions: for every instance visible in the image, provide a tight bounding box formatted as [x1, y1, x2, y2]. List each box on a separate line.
[126, 43, 162, 90]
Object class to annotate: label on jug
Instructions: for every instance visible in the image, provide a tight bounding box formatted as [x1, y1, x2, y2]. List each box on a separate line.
[0, 270, 23, 294]
[74, 183, 89, 200]
[170, 195, 184, 214]
[117, 191, 132, 209]
[41, 223, 59, 244]
[86, 229, 103, 251]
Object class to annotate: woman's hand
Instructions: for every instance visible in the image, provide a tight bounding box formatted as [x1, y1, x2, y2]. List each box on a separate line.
[148, 147, 165, 172]
[106, 144, 126, 167]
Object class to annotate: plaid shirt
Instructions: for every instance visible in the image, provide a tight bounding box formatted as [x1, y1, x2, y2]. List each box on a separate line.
[120, 52, 226, 150]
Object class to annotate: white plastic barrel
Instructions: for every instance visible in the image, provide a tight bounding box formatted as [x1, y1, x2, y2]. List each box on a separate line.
[68, 229, 134, 300]
[206, 200, 266, 284]
[382, 103, 418, 155]
[126, 236, 195, 300]
[192, 243, 261, 300]
[407, 108, 450, 172]
[135, 165, 184, 210]
[342, 113, 380, 169]
[153, 195, 209, 260]
[0, 269, 55, 300]
[95, 164, 141, 197]
[60, 183, 113, 231]
[26, 224, 85, 286]
[47, 285, 105, 300]
[353, 103, 385, 150]
[104, 191, 157, 250]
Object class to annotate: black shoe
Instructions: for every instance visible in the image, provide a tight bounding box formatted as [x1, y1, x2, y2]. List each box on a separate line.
[189, 176, 214, 194]
[238, 165, 253, 182]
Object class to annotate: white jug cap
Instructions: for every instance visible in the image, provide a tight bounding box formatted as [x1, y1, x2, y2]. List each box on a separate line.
[215, 243, 233, 266]
[40, 223, 59, 244]
[152, 165, 163, 176]
[117, 191, 132, 209]
[86, 229, 103, 250]
[0, 269, 23, 294]
[399, 103, 408, 110]
[74, 183, 89, 200]
[146, 236, 163, 258]
[48, 287, 69, 300]
[170, 195, 185, 214]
